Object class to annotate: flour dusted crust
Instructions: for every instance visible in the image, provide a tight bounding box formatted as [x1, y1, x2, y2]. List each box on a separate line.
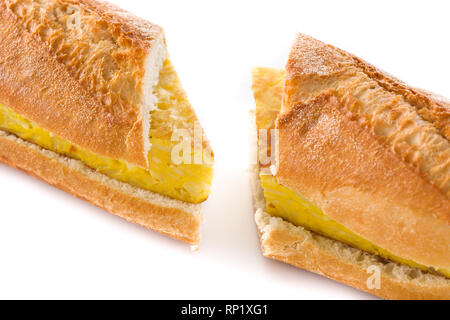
[0, 0, 167, 168]
[284, 34, 450, 196]
[276, 34, 450, 271]
[0, 129, 202, 245]
[284, 34, 450, 140]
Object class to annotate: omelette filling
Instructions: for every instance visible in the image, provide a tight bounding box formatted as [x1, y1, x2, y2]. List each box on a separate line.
[252, 67, 449, 278]
[0, 59, 213, 204]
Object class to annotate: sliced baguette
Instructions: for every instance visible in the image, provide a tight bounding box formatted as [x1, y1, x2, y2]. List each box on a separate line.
[0, 129, 202, 245]
[278, 34, 449, 271]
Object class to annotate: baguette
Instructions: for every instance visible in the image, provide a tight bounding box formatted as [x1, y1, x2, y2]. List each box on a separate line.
[0, 0, 212, 245]
[250, 33, 450, 299]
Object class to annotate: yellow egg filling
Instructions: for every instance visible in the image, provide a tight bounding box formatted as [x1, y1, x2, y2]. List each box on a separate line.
[0, 59, 213, 204]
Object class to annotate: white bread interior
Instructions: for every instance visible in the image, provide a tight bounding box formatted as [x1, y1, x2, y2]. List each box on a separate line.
[143, 34, 167, 163]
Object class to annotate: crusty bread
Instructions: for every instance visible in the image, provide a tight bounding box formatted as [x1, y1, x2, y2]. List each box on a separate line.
[0, 129, 202, 245]
[0, 0, 167, 168]
[276, 34, 449, 271]
[250, 161, 450, 300]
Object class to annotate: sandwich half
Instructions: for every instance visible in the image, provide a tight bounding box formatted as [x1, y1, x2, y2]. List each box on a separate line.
[250, 34, 450, 299]
[0, 0, 213, 245]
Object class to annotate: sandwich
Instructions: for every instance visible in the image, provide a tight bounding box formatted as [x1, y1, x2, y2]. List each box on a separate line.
[250, 34, 449, 299]
[0, 0, 213, 246]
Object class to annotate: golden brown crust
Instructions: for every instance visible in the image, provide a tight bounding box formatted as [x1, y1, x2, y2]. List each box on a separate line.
[0, 130, 201, 245]
[276, 92, 450, 270]
[284, 34, 450, 197]
[0, 0, 166, 168]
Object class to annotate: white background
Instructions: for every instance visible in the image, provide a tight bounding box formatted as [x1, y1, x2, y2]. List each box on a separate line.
[0, 0, 448, 300]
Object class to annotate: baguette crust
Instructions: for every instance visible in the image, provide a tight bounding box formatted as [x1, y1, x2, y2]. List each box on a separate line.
[250, 161, 450, 300]
[275, 34, 450, 271]
[284, 34, 450, 139]
[277, 92, 449, 271]
[0, 129, 202, 245]
[0, 0, 166, 168]
[284, 34, 450, 196]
